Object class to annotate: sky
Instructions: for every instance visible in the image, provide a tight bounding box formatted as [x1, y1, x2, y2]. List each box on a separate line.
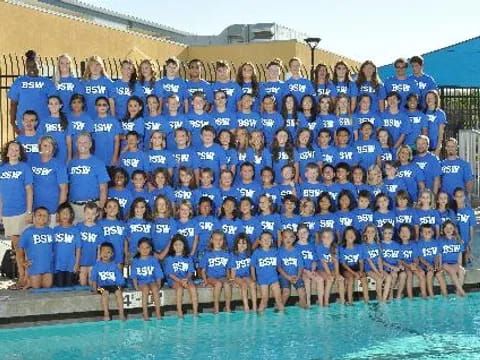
[81, 0, 479, 65]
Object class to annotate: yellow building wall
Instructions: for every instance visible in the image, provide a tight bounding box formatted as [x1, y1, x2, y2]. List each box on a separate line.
[0, 1, 186, 62]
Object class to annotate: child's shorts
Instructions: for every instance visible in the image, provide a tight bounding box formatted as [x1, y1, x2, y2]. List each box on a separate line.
[97, 285, 122, 294]
[279, 276, 305, 289]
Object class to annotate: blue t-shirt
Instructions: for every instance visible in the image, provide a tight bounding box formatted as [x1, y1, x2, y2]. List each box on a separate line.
[99, 218, 127, 264]
[409, 73, 438, 105]
[164, 255, 195, 286]
[108, 188, 133, 217]
[380, 241, 402, 266]
[231, 252, 251, 278]
[151, 217, 177, 254]
[336, 145, 360, 167]
[241, 217, 262, 244]
[38, 116, 68, 164]
[278, 247, 304, 277]
[236, 111, 263, 132]
[261, 112, 284, 145]
[316, 145, 339, 166]
[146, 149, 174, 174]
[211, 109, 237, 132]
[400, 242, 419, 265]
[131, 256, 164, 285]
[186, 79, 213, 107]
[219, 218, 243, 250]
[120, 118, 145, 148]
[315, 81, 338, 99]
[363, 242, 381, 272]
[77, 222, 104, 267]
[196, 215, 220, 255]
[0, 162, 33, 216]
[15, 133, 41, 164]
[185, 111, 214, 148]
[92, 116, 122, 165]
[384, 76, 420, 107]
[176, 218, 200, 254]
[439, 237, 464, 264]
[112, 80, 143, 119]
[374, 210, 396, 229]
[416, 209, 441, 228]
[296, 242, 317, 271]
[335, 81, 358, 99]
[67, 155, 110, 202]
[280, 214, 302, 233]
[316, 243, 335, 270]
[353, 110, 381, 129]
[405, 110, 428, 146]
[82, 77, 114, 117]
[56, 76, 85, 113]
[397, 163, 425, 201]
[394, 207, 417, 229]
[91, 261, 124, 287]
[31, 157, 68, 213]
[353, 208, 374, 232]
[251, 248, 279, 285]
[119, 150, 149, 178]
[8, 75, 56, 127]
[199, 250, 232, 278]
[259, 81, 287, 105]
[19, 226, 54, 275]
[163, 113, 189, 150]
[440, 158, 473, 196]
[285, 77, 315, 104]
[53, 225, 81, 272]
[126, 218, 153, 254]
[418, 239, 440, 265]
[67, 112, 94, 155]
[380, 110, 411, 145]
[456, 207, 476, 245]
[336, 210, 359, 237]
[356, 81, 386, 112]
[195, 143, 227, 181]
[412, 152, 441, 191]
[354, 139, 381, 170]
[154, 77, 188, 112]
[425, 109, 447, 150]
[339, 244, 366, 267]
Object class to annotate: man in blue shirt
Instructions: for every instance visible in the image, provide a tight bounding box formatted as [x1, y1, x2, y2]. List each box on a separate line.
[440, 138, 473, 196]
[68, 133, 110, 223]
[413, 135, 441, 194]
[384, 58, 420, 107]
[409, 56, 438, 106]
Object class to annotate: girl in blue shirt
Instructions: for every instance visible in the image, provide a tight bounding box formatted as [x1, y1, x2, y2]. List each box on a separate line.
[257, 194, 282, 247]
[231, 233, 257, 312]
[108, 167, 133, 217]
[377, 127, 394, 162]
[217, 129, 238, 174]
[247, 130, 273, 179]
[176, 200, 199, 257]
[147, 130, 174, 176]
[317, 192, 339, 236]
[40, 96, 71, 164]
[125, 198, 153, 263]
[316, 228, 345, 306]
[277, 229, 307, 308]
[92, 97, 121, 166]
[200, 230, 233, 313]
[261, 95, 284, 146]
[335, 95, 358, 142]
[151, 195, 177, 258]
[18, 206, 54, 289]
[120, 96, 145, 150]
[100, 198, 127, 268]
[355, 60, 386, 113]
[436, 191, 456, 224]
[416, 189, 441, 238]
[54, 54, 85, 114]
[417, 224, 445, 297]
[298, 95, 319, 137]
[174, 166, 199, 208]
[119, 132, 149, 179]
[144, 95, 166, 149]
[285, 57, 315, 104]
[136, 59, 158, 107]
[218, 197, 243, 250]
[81, 55, 114, 118]
[380, 223, 403, 301]
[53, 203, 81, 287]
[397, 145, 426, 202]
[362, 224, 384, 302]
[271, 128, 300, 184]
[236, 62, 260, 111]
[405, 94, 428, 147]
[374, 192, 395, 231]
[397, 224, 426, 299]
[314, 63, 337, 99]
[453, 187, 476, 264]
[333, 61, 358, 111]
[353, 95, 381, 130]
[150, 168, 175, 204]
[439, 220, 466, 297]
[8, 50, 56, 133]
[196, 197, 220, 260]
[296, 224, 321, 308]
[317, 96, 340, 136]
[251, 231, 285, 313]
[425, 91, 447, 156]
[280, 94, 302, 139]
[67, 94, 94, 156]
[164, 234, 199, 317]
[77, 202, 104, 286]
[394, 190, 416, 230]
[296, 128, 321, 181]
[238, 197, 261, 244]
[131, 238, 164, 320]
[340, 226, 368, 305]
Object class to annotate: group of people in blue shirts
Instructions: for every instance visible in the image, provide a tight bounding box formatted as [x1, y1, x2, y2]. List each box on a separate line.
[1, 49, 476, 320]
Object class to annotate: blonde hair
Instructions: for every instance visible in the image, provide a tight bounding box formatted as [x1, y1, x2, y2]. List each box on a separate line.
[417, 189, 435, 209]
[82, 55, 108, 80]
[367, 164, 382, 186]
[138, 59, 158, 83]
[54, 54, 76, 85]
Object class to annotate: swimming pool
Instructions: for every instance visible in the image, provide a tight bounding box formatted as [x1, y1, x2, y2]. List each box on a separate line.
[1, 294, 480, 360]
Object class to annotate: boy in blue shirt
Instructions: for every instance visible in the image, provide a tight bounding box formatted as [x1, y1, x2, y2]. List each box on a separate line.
[91, 242, 126, 321]
[409, 56, 438, 106]
[185, 59, 213, 111]
[211, 60, 242, 112]
[384, 58, 420, 107]
[196, 125, 227, 185]
[154, 57, 188, 113]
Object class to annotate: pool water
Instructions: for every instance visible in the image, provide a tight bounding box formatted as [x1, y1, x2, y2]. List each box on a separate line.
[1, 294, 480, 360]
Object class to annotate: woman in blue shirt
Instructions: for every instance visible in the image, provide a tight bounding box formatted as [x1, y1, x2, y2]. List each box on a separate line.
[355, 60, 386, 113]
[439, 220, 466, 297]
[54, 54, 85, 113]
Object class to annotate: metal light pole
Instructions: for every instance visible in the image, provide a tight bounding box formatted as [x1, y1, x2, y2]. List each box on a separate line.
[304, 37, 321, 81]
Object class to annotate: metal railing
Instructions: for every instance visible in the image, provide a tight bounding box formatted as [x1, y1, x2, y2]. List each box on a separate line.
[458, 129, 480, 200]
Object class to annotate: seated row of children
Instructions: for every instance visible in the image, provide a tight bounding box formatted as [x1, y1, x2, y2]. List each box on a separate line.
[17, 192, 468, 320]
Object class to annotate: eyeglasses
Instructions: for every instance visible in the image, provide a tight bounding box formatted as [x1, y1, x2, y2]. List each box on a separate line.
[96, 103, 108, 107]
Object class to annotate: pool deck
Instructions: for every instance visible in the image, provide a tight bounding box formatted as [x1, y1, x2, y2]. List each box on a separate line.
[1, 268, 479, 327]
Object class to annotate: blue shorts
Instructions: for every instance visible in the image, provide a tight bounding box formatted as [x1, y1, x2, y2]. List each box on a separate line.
[279, 275, 305, 289]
